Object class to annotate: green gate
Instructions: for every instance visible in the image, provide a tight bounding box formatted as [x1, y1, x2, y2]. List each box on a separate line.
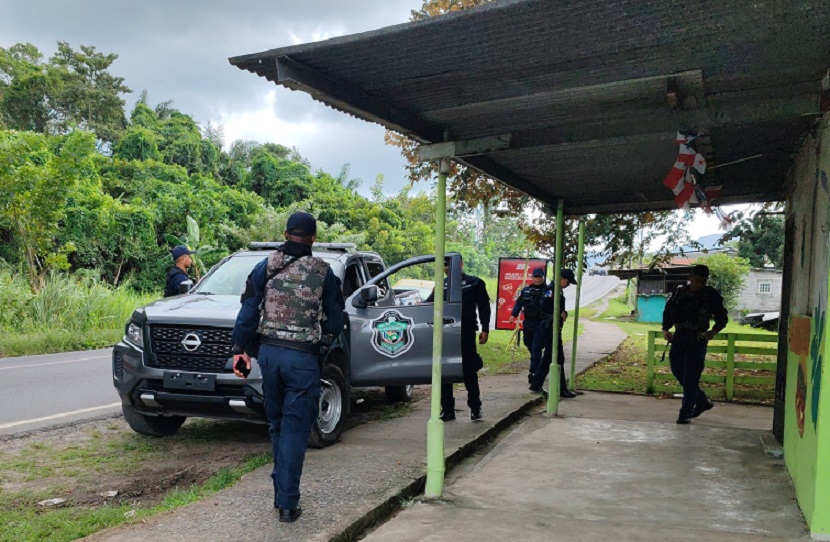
[646, 330, 778, 401]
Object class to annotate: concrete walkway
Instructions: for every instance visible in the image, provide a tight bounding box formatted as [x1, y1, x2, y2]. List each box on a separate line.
[363, 393, 806, 542]
[82, 319, 807, 541]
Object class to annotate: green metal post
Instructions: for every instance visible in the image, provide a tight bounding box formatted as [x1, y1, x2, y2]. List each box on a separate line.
[547, 200, 565, 415]
[425, 158, 448, 498]
[569, 220, 585, 390]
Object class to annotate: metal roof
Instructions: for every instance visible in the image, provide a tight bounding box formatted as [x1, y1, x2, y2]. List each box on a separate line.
[229, 0, 830, 214]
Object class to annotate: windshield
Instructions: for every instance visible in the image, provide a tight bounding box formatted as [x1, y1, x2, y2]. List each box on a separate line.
[193, 255, 266, 296]
[192, 253, 343, 296]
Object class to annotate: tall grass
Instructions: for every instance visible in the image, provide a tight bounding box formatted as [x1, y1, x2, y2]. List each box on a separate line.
[0, 267, 157, 357]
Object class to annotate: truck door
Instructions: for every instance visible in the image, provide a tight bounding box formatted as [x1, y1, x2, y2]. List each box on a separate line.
[346, 253, 464, 387]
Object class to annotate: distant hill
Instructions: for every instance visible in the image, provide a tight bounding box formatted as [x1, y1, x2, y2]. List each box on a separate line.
[675, 233, 730, 253]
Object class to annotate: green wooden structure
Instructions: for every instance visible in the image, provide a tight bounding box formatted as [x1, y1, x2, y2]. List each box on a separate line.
[647, 331, 778, 401]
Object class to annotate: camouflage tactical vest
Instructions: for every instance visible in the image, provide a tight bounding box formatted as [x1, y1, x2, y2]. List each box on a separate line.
[257, 251, 330, 344]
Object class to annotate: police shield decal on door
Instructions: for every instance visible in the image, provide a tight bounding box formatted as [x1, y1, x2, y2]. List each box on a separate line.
[371, 310, 415, 358]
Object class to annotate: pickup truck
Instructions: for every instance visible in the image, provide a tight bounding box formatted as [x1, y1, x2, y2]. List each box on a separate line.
[112, 244, 464, 447]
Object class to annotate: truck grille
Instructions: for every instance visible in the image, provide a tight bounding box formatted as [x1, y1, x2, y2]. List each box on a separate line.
[148, 326, 233, 372]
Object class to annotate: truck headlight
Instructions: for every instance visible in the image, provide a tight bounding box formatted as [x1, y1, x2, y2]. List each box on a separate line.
[126, 322, 143, 347]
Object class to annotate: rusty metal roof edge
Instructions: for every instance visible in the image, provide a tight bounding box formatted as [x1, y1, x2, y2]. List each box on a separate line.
[227, 0, 533, 69]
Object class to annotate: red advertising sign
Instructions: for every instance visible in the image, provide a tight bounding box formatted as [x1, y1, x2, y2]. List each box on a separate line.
[495, 257, 550, 330]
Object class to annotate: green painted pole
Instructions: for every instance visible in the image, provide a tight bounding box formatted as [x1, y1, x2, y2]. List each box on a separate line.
[425, 158, 448, 498]
[547, 200, 565, 415]
[569, 220, 585, 390]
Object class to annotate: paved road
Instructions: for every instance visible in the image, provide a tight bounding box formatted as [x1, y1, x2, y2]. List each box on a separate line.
[490, 274, 620, 330]
[0, 349, 120, 435]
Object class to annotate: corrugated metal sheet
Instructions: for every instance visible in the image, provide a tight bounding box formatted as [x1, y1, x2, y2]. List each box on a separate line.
[229, 0, 830, 213]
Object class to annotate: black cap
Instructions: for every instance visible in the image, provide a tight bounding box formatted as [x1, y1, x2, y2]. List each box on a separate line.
[531, 268, 546, 278]
[171, 245, 195, 261]
[691, 264, 710, 277]
[560, 268, 578, 285]
[286, 211, 317, 236]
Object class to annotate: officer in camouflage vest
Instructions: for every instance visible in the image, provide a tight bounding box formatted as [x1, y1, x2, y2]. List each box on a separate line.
[231, 212, 344, 523]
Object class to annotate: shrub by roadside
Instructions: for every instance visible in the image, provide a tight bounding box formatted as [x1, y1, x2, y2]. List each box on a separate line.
[0, 268, 157, 358]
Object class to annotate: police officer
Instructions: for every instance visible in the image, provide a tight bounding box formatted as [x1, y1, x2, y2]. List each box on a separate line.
[534, 269, 578, 399]
[163, 245, 195, 297]
[662, 264, 728, 424]
[431, 256, 491, 421]
[231, 212, 345, 523]
[509, 268, 553, 393]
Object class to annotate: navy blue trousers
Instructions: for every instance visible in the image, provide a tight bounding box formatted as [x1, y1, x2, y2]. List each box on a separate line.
[258, 344, 320, 510]
[669, 331, 710, 417]
[441, 330, 483, 412]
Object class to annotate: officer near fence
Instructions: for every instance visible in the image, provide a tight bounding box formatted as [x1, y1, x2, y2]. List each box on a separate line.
[662, 264, 728, 424]
[230, 211, 345, 523]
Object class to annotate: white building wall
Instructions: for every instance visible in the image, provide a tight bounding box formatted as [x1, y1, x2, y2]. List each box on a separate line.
[736, 270, 784, 313]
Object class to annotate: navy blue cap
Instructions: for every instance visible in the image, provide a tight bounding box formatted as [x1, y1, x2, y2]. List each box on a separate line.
[171, 245, 195, 261]
[531, 268, 546, 278]
[691, 264, 710, 277]
[560, 268, 578, 285]
[286, 211, 317, 236]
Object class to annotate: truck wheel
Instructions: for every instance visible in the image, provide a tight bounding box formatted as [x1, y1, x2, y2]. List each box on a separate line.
[309, 364, 347, 448]
[122, 404, 186, 437]
[385, 385, 415, 403]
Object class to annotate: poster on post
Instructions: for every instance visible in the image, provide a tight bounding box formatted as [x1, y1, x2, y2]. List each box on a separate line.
[494, 257, 550, 330]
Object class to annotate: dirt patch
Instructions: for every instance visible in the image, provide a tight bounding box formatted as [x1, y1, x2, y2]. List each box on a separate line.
[1, 388, 412, 511]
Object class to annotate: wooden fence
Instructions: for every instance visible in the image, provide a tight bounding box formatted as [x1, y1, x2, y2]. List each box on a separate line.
[646, 330, 778, 401]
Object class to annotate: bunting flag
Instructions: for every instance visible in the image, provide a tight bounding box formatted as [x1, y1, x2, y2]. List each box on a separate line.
[663, 132, 707, 210]
[662, 135, 733, 229]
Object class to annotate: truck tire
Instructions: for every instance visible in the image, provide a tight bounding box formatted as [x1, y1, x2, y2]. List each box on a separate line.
[384, 385, 415, 403]
[309, 364, 347, 448]
[122, 404, 186, 437]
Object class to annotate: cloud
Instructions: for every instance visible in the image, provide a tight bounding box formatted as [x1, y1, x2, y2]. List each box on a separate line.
[0, 0, 417, 196]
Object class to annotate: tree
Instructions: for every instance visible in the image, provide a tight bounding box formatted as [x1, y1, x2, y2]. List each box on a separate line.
[722, 211, 784, 269]
[696, 253, 751, 311]
[0, 130, 97, 291]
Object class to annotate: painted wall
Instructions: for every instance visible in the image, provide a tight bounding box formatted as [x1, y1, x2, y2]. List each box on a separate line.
[636, 294, 667, 323]
[784, 116, 830, 538]
[736, 270, 783, 313]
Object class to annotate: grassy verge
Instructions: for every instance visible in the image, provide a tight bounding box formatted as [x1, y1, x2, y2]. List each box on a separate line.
[481, 321, 583, 375]
[0, 418, 272, 542]
[0, 269, 157, 358]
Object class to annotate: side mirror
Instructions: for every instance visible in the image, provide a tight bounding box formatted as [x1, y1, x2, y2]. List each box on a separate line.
[178, 279, 194, 295]
[352, 285, 378, 308]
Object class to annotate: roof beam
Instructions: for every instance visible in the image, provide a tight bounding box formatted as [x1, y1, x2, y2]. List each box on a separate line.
[416, 94, 817, 158]
[274, 56, 445, 143]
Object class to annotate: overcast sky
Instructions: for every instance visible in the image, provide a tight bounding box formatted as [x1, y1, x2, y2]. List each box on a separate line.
[0, 0, 418, 196]
[1, 0, 734, 241]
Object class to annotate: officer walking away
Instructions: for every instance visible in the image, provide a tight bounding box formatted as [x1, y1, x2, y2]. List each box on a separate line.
[432, 256, 491, 422]
[230, 212, 345, 523]
[163, 245, 196, 297]
[662, 264, 728, 425]
[509, 268, 554, 395]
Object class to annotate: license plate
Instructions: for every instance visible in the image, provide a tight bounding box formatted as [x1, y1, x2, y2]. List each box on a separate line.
[163, 372, 216, 392]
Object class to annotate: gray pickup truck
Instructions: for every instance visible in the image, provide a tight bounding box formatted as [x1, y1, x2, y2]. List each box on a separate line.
[112, 244, 464, 447]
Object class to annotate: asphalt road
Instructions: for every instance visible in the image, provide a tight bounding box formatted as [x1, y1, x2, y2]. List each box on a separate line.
[0, 348, 120, 436]
[1, 276, 620, 436]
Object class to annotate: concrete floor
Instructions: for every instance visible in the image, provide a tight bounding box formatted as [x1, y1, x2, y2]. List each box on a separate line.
[362, 392, 808, 542]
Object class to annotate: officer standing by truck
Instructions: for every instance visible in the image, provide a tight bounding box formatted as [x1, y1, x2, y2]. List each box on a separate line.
[662, 264, 728, 424]
[163, 245, 196, 297]
[230, 211, 345, 523]
[429, 256, 491, 422]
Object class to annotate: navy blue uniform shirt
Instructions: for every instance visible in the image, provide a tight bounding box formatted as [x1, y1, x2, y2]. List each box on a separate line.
[164, 267, 191, 297]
